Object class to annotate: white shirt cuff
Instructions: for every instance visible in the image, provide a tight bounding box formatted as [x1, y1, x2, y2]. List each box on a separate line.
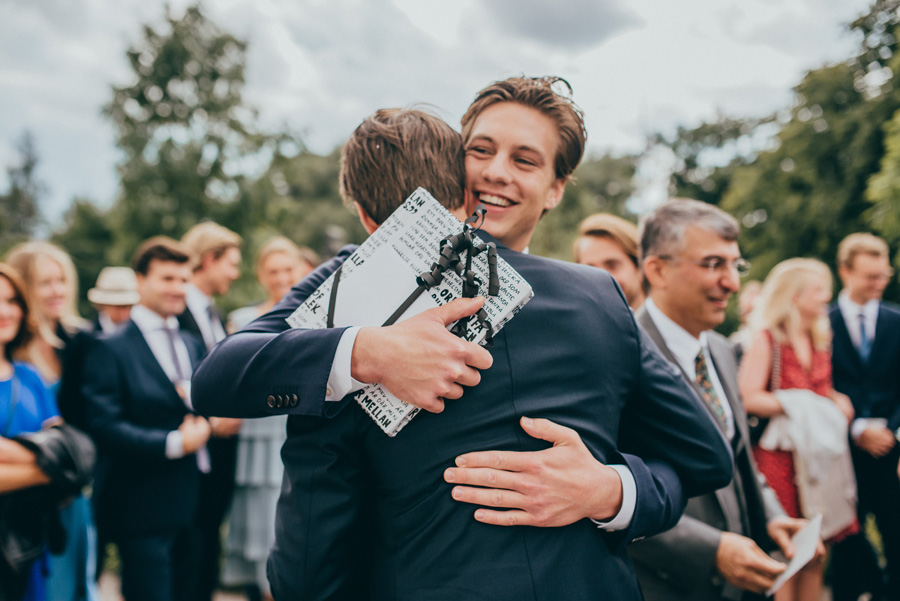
[851, 417, 888, 441]
[589, 464, 635, 531]
[165, 430, 185, 459]
[325, 327, 367, 401]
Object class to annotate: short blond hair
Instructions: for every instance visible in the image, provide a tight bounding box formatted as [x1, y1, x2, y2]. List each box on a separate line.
[751, 258, 833, 350]
[574, 213, 639, 266]
[181, 222, 242, 271]
[837, 232, 889, 270]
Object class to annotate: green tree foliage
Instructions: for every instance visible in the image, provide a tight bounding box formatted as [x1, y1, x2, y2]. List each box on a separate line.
[0, 132, 45, 252]
[103, 4, 276, 260]
[530, 153, 638, 260]
[52, 200, 116, 316]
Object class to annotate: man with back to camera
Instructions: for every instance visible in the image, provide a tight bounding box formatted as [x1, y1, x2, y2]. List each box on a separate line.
[83, 237, 211, 601]
[192, 77, 732, 599]
[573, 212, 645, 310]
[828, 233, 900, 601]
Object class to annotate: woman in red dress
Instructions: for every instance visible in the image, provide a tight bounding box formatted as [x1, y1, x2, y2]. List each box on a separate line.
[739, 258, 856, 601]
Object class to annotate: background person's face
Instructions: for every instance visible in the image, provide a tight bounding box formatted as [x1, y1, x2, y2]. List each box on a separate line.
[137, 260, 190, 318]
[205, 246, 241, 296]
[258, 251, 303, 303]
[656, 226, 741, 338]
[464, 102, 565, 252]
[0, 277, 23, 348]
[575, 235, 642, 307]
[840, 253, 891, 304]
[34, 256, 67, 322]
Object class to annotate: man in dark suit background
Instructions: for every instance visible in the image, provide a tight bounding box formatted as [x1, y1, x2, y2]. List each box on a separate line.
[178, 221, 244, 601]
[193, 79, 732, 600]
[829, 232, 900, 601]
[83, 237, 212, 601]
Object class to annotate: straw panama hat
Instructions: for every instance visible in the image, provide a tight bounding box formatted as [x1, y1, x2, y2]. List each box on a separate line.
[87, 266, 140, 306]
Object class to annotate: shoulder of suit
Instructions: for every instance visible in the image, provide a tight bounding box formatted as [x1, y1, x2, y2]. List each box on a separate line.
[706, 330, 736, 356]
[505, 251, 617, 285]
[880, 301, 900, 318]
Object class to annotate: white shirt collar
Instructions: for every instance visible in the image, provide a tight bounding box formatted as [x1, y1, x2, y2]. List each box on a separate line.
[185, 283, 211, 314]
[837, 289, 879, 318]
[130, 304, 179, 335]
[644, 298, 708, 373]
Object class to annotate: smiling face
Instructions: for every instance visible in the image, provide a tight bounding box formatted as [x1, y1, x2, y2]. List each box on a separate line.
[137, 259, 191, 319]
[258, 251, 307, 304]
[0, 276, 24, 351]
[464, 102, 566, 251]
[794, 274, 832, 323]
[34, 256, 68, 322]
[649, 226, 742, 338]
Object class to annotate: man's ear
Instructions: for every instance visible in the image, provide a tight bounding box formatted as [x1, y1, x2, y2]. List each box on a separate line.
[642, 256, 667, 291]
[355, 202, 379, 235]
[543, 177, 566, 212]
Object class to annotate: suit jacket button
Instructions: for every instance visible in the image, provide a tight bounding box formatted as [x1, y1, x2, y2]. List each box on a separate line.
[325, 386, 334, 397]
[276, 395, 284, 407]
[291, 394, 299, 406]
[267, 395, 276, 408]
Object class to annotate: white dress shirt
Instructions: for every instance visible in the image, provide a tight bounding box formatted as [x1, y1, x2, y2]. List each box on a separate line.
[837, 291, 885, 440]
[644, 298, 736, 440]
[185, 283, 227, 350]
[130, 304, 196, 461]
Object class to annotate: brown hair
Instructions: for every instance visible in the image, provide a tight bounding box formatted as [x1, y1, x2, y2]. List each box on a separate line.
[132, 236, 191, 276]
[340, 108, 466, 225]
[461, 76, 586, 181]
[6, 240, 85, 347]
[574, 213, 640, 266]
[180, 222, 242, 272]
[0, 263, 34, 361]
[837, 232, 889, 270]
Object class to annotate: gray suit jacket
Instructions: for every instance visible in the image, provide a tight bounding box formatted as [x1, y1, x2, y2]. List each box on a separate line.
[629, 308, 786, 601]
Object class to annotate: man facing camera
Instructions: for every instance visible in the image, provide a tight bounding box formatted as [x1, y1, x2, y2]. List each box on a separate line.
[84, 237, 211, 601]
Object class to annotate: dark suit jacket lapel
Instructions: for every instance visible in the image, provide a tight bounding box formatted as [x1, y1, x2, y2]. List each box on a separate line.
[123, 321, 185, 405]
[178, 309, 202, 339]
[868, 304, 891, 365]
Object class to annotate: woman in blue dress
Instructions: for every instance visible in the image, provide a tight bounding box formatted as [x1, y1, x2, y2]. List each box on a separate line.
[0, 263, 61, 601]
[7, 243, 98, 601]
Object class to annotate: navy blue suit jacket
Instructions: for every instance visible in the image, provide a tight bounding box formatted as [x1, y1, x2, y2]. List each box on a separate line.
[193, 240, 733, 600]
[830, 302, 900, 429]
[84, 320, 205, 538]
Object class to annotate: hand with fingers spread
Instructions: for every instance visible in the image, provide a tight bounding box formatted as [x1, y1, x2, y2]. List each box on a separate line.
[351, 296, 493, 413]
[443, 416, 623, 527]
[715, 532, 786, 593]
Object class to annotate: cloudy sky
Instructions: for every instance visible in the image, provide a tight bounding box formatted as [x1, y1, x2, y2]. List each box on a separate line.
[0, 0, 874, 221]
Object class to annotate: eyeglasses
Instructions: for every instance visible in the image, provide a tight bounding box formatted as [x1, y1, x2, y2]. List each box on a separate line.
[658, 255, 752, 277]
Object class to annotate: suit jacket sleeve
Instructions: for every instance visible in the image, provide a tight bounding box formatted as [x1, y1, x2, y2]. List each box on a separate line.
[82, 338, 170, 460]
[191, 249, 355, 419]
[619, 326, 734, 498]
[614, 452, 685, 546]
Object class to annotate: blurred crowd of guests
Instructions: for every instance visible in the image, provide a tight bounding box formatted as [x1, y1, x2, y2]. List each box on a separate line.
[1, 203, 899, 601]
[0, 225, 317, 601]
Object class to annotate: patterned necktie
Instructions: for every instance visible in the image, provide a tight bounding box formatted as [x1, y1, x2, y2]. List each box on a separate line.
[695, 350, 729, 432]
[859, 312, 872, 361]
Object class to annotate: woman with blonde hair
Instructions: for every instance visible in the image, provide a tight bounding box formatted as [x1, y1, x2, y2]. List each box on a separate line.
[739, 258, 857, 601]
[5, 242, 98, 601]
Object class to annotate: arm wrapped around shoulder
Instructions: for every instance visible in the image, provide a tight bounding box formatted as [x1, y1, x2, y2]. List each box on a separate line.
[13, 423, 95, 499]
